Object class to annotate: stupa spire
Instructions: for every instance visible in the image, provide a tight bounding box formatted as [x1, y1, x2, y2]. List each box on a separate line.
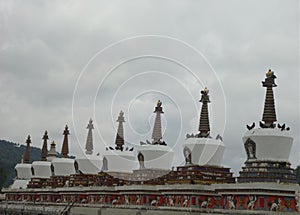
[198, 87, 210, 138]
[85, 118, 94, 155]
[115, 111, 125, 151]
[61, 125, 70, 158]
[23, 135, 31, 164]
[261, 69, 277, 128]
[152, 100, 164, 143]
[41, 130, 49, 161]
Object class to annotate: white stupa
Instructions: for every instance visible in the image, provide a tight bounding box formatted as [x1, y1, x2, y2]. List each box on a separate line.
[51, 125, 75, 176]
[47, 140, 58, 162]
[238, 70, 297, 183]
[75, 119, 103, 174]
[12, 135, 33, 189]
[138, 100, 174, 170]
[242, 70, 293, 162]
[31, 131, 52, 178]
[183, 88, 225, 166]
[102, 111, 136, 173]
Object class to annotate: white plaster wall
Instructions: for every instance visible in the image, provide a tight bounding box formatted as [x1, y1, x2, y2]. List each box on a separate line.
[137, 145, 174, 170]
[51, 158, 76, 176]
[76, 155, 103, 174]
[32, 161, 52, 178]
[242, 128, 293, 161]
[103, 150, 137, 173]
[183, 138, 225, 166]
[15, 163, 32, 179]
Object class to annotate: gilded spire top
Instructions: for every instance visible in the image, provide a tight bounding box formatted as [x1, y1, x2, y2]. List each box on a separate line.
[157, 100, 162, 107]
[154, 100, 164, 113]
[262, 69, 277, 88]
[200, 87, 210, 103]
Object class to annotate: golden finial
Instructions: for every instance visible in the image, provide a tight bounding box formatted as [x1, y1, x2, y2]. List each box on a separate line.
[204, 87, 209, 94]
[266, 69, 273, 77]
[201, 87, 209, 95]
[157, 100, 162, 107]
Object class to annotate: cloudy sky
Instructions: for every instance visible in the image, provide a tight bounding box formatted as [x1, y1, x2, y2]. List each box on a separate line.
[0, 0, 299, 175]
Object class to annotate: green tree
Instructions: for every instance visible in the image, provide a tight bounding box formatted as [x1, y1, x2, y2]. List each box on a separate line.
[0, 167, 7, 188]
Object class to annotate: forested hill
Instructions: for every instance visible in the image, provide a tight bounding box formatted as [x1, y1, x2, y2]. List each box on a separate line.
[0, 139, 41, 188]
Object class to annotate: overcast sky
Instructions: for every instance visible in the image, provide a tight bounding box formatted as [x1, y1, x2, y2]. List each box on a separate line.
[0, 0, 299, 175]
